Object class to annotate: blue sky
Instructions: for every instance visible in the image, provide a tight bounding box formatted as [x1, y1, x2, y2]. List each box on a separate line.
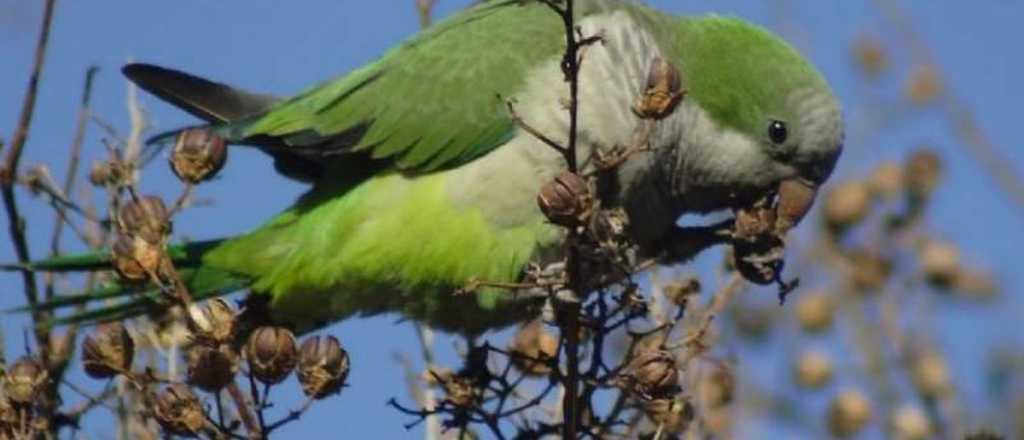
[1, 1, 1022, 438]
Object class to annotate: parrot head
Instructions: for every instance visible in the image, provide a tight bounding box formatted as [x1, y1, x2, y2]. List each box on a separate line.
[664, 16, 843, 227]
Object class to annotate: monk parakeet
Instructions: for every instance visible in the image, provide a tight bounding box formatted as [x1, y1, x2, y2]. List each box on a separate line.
[13, 0, 842, 334]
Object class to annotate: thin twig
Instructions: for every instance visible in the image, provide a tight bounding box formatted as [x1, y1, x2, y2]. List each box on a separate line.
[870, 0, 1024, 215]
[227, 381, 263, 439]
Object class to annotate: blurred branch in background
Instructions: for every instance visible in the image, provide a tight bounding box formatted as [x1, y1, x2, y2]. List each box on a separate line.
[871, 0, 1024, 215]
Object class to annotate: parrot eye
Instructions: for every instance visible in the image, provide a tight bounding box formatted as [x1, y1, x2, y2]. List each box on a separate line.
[768, 120, 788, 145]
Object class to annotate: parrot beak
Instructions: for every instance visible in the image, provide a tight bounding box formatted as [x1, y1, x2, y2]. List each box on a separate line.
[774, 177, 818, 234]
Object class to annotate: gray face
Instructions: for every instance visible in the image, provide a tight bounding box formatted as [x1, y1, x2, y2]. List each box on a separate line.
[666, 85, 843, 224]
[780, 87, 844, 186]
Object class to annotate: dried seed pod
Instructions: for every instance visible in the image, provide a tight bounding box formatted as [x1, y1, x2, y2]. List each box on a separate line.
[633, 57, 684, 119]
[188, 299, 237, 346]
[88, 160, 114, 187]
[246, 326, 298, 385]
[853, 36, 888, 77]
[589, 208, 630, 246]
[848, 249, 892, 292]
[918, 239, 960, 288]
[154, 384, 206, 437]
[828, 390, 873, 438]
[642, 396, 694, 435]
[889, 405, 932, 440]
[823, 180, 872, 232]
[119, 195, 170, 243]
[2, 357, 48, 405]
[732, 303, 775, 338]
[186, 345, 238, 392]
[795, 291, 835, 333]
[537, 171, 593, 227]
[422, 367, 455, 387]
[732, 234, 786, 286]
[170, 128, 228, 184]
[906, 65, 942, 105]
[0, 398, 15, 430]
[662, 276, 701, 308]
[868, 161, 904, 199]
[793, 350, 834, 390]
[624, 350, 679, 398]
[111, 234, 148, 283]
[905, 149, 942, 200]
[89, 158, 134, 188]
[441, 374, 479, 408]
[911, 352, 952, 399]
[698, 367, 735, 409]
[82, 322, 135, 379]
[508, 320, 558, 376]
[298, 335, 350, 399]
[111, 233, 165, 283]
[733, 205, 776, 240]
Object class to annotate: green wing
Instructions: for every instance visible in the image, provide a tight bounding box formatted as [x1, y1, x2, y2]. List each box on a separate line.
[235, 1, 567, 173]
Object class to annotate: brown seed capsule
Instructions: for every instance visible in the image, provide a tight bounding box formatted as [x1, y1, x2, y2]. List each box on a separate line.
[2, 357, 48, 405]
[905, 149, 942, 200]
[853, 36, 888, 77]
[633, 56, 684, 119]
[952, 268, 998, 300]
[793, 350, 834, 390]
[119, 195, 171, 244]
[537, 171, 593, 227]
[508, 320, 559, 376]
[733, 205, 777, 241]
[918, 239, 961, 289]
[624, 350, 679, 398]
[441, 374, 479, 408]
[732, 303, 776, 338]
[828, 390, 873, 438]
[823, 180, 872, 232]
[795, 291, 835, 333]
[868, 161, 905, 199]
[0, 398, 16, 430]
[88, 160, 114, 187]
[297, 335, 350, 399]
[154, 384, 206, 437]
[111, 233, 164, 283]
[906, 65, 943, 105]
[422, 367, 455, 387]
[698, 367, 735, 409]
[170, 128, 228, 184]
[910, 352, 952, 399]
[82, 322, 135, 379]
[246, 326, 298, 385]
[889, 405, 932, 440]
[589, 208, 630, 245]
[848, 249, 892, 292]
[642, 396, 694, 435]
[732, 235, 787, 286]
[662, 277, 701, 308]
[186, 344, 238, 392]
[188, 299, 237, 346]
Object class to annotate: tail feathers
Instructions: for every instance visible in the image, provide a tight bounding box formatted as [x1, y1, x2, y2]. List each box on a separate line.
[19, 266, 251, 328]
[2, 239, 224, 273]
[4, 239, 250, 328]
[122, 63, 280, 124]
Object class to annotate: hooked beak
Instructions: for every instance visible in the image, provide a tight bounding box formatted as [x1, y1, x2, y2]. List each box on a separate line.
[774, 177, 819, 234]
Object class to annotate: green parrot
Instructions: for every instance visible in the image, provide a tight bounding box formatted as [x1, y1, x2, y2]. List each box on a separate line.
[11, 0, 842, 334]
